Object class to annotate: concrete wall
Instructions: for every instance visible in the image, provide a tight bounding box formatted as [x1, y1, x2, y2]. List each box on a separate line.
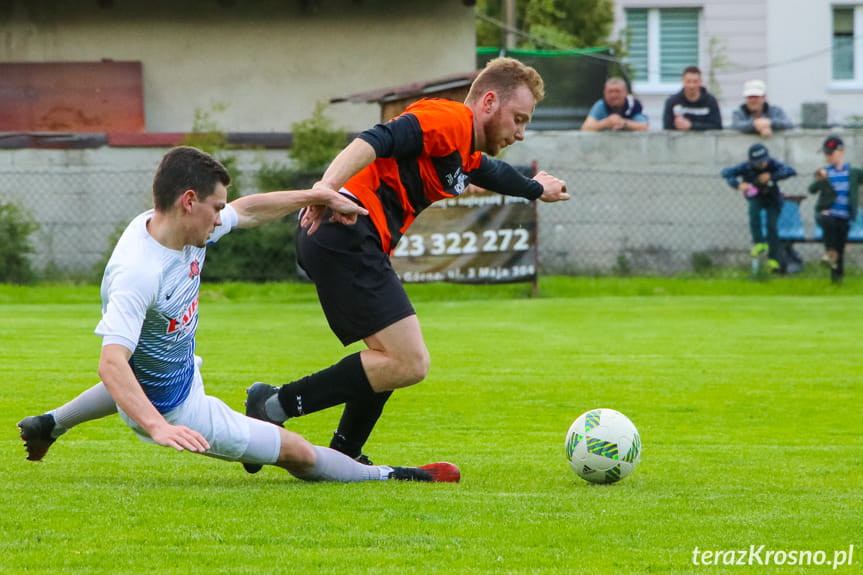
[3, 130, 863, 276]
[504, 129, 863, 273]
[0, 0, 476, 133]
[0, 146, 291, 272]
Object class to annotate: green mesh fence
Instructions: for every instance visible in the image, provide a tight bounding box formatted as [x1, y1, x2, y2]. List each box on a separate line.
[477, 47, 616, 130]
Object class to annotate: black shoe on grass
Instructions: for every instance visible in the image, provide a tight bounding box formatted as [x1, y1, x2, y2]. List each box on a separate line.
[330, 432, 374, 466]
[354, 453, 374, 466]
[390, 462, 460, 483]
[18, 414, 61, 462]
[242, 383, 282, 475]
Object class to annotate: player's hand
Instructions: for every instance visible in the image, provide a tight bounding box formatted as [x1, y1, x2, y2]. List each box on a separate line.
[815, 168, 827, 181]
[149, 422, 210, 453]
[757, 172, 771, 184]
[300, 204, 327, 234]
[323, 190, 368, 228]
[534, 171, 569, 202]
[738, 182, 750, 192]
[302, 183, 369, 235]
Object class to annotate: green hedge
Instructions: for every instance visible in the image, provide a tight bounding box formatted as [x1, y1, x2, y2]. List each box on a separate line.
[0, 201, 39, 284]
[201, 163, 319, 283]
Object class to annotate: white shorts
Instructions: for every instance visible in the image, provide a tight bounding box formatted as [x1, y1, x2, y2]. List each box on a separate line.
[117, 363, 281, 465]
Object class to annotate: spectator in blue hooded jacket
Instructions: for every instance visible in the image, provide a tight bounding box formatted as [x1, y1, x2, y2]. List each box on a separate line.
[721, 143, 797, 271]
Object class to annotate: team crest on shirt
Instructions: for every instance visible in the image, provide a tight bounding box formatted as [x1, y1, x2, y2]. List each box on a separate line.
[189, 259, 201, 278]
[443, 168, 469, 196]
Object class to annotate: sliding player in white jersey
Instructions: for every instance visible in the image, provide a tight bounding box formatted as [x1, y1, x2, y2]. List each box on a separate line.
[18, 146, 459, 483]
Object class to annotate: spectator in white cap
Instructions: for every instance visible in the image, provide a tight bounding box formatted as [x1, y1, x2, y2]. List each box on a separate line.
[731, 79, 793, 138]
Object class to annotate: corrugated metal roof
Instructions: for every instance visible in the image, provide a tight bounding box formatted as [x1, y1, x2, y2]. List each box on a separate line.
[330, 71, 478, 105]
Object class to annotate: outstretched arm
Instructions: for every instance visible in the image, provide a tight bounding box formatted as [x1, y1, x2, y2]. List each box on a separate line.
[533, 171, 569, 202]
[470, 157, 568, 202]
[231, 188, 367, 231]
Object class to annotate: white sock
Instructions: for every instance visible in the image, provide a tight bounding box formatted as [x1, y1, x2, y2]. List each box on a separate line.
[293, 446, 390, 482]
[51, 382, 117, 434]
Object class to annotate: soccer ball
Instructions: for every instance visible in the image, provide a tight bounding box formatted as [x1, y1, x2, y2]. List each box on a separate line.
[564, 408, 641, 484]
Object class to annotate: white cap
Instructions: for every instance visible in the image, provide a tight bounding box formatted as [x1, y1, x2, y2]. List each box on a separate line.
[743, 79, 766, 97]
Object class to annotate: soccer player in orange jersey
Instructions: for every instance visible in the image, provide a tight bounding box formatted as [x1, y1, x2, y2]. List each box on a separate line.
[243, 58, 569, 473]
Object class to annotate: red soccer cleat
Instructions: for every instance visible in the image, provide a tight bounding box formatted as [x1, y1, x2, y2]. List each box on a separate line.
[391, 462, 460, 483]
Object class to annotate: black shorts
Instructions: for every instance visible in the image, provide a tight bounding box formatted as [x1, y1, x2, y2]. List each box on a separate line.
[296, 210, 415, 346]
[817, 214, 851, 252]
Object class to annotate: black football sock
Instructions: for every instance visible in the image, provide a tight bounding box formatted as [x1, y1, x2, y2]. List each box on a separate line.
[330, 390, 393, 458]
[276, 352, 375, 418]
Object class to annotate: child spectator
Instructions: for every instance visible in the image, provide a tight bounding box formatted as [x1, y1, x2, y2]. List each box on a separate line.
[809, 136, 862, 283]
[721, 143, 797, 272]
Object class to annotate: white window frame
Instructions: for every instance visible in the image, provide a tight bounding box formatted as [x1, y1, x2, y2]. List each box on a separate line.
[630, 7, 703, 95]
[829, 4, 863, 91]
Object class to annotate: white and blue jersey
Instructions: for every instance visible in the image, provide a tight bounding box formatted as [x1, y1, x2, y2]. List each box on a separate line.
[94, 205, 238, 413]
[827, 164, 851, 219]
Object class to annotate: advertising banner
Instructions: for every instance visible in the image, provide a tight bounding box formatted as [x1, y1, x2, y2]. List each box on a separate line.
[391, 191, 537, 284]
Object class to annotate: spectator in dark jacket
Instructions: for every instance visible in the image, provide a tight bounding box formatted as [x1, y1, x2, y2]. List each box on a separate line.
[721, 143, 797, 272]
[730, 80, 793, 138]
[581, 78, 648, 132]
[663, 66, 722, 131]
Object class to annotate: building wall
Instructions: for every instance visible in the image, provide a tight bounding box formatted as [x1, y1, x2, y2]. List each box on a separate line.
[612, 0, 769, 129]
[613, 0, 863, 128]
[0, 0, 476, 133]
[767, 0, 862, 126]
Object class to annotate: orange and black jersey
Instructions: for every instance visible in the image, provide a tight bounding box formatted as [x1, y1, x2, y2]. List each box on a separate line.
[348, 98, 543, 254]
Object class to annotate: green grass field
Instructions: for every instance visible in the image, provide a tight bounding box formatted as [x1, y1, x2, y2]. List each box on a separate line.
[1, 278, 861, 574]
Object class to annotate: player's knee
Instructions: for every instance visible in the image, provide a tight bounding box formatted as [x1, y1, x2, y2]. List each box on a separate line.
[402, 347, 430, 385]
[277, 429, 316, 469]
